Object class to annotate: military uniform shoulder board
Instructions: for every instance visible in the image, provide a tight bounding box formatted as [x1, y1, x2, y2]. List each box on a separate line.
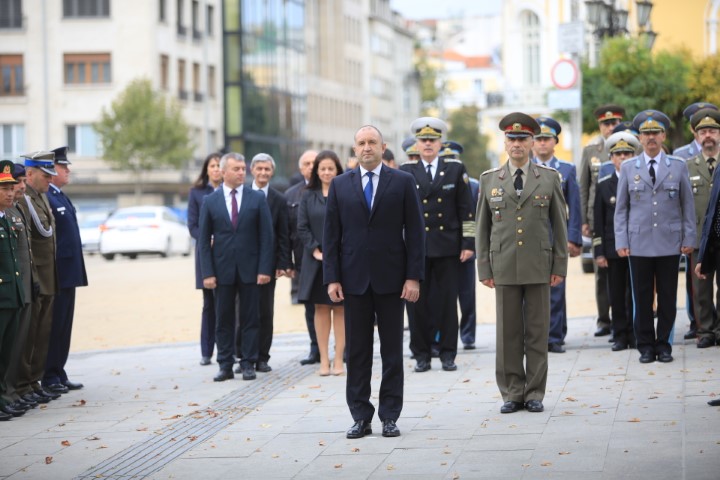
[557, 159, 573, 167]
[403, 160, 419, 165]
[443, 158, 462, 164]
[598, 174, 612, 183]
[536, 163, 555, 171]
[481, 166, 501, 176]
[667, 155, 684, 163]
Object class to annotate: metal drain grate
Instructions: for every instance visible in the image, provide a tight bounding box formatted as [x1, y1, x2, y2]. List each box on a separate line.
[75, 358, 315, 479]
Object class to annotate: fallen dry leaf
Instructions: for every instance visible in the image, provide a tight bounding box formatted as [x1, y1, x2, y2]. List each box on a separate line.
[441, 462, 448, 466]
[590, 404, 601, 408]
[443, 450, 452, 455]
[161, 414, 183, 420]
[61, 440, 71, 447]
[541, 461, 552, 466]
[628, 418, 641, 423]
[136, 427, 148, 431]
[318, 441, 326, 446]
[188, 436, 198, 442]
[351, 447, 360, 452]
[334, 464, 343, 469]
[452, 473, 460, 480]
[188, 402, 199, 406]
[86, 436, 100, 441]
[562, 411, 574, 415]
[174, 385, 179, 390]
[260, 423, 272, 428]
[71, 399, 86, 407]
[45, 457, 53, 464]
[462, 379, 470, 383]
[272, 454, 279, 458]
[386, 464, 395, 471]
[558, 451, 571, 455]
[564, 396, 577, 402]
[97, 445, 108, 449]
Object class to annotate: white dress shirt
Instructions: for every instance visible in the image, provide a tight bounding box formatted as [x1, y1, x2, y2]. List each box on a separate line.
[359, 163, 382, 209]
[223, 184, 243, 218]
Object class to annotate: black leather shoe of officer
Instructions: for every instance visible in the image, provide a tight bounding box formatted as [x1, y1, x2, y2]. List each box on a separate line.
[63, 380, 84, 390]
[16, 397, 37, 409]
[300, 353, 320, 365]
[199, 356, 211, 366]
[241, 366, 256, 381]
[611, 341, 628, 351]
[213, 369, 234, 382]
[1, 404, 26, 417]
[45, 383, 69, 395]
[0, 410, 11, 421]
[708, 398, 720, 406]
[23, 392, 49, 404]
[525, 400, 544, 413]
[346, 419, 372, 439]
[697, 337, 715, 349]
[36, 388, 60, 400]
[10, 401, 30, 412]
[548, 342, 565, 353]
[463, 343, 476, 350]
[594, 326, 611, 337]
[414, 360, 430, 372]
[657, 351, 673, 363]
[256, 361, 272, 373]
[500, 401, 524, 414]
[381, 419, 401, 437]
[441, 359, 457, 371]
[639, 351, 655, 363]
[684, 327, 698, 339]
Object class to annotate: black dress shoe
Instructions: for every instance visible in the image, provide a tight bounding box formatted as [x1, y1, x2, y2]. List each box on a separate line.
[1, 404, 25, 417]
[500, 401, 524, 414]
[346, 419, 372, 439]
[708, 398, 720, 406]
[10, 401, 30, 412]
[381, 419, 400, 437]
[256, 361, 272, 373]
[684, 328, 698, 340]
[441, 360, 457, 371]
[35, 388, 60, 400]
[657, 351, 673, 363]
[63, 380, 84, 390]
[697, 337, 715, 349]
[213, 369, 234, 382]
[594, 326, 611, 337]
[0, 410, 11, 421]
[548, 342, 565, 353]
[23, 392, 49, 404]
[611, 341, 628, 351]
[241, 366, 256, 381]
[414, 360, 430, 372]
[45, 383, 69, 394]
[16, 397, 37, 409]
[199, 356, 211, 366]
[639, 351, 655, 363]
[463, 343, 476, 350]
[300, 353, 320, 365]
[525, 400, 544, 413]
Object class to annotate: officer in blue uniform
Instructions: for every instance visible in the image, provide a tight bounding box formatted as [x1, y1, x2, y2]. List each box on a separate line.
[42, 146, 88, 393]
[402, 137, 420, 162]
[532, 117, 582, 353]
[615, 110, 696, 364]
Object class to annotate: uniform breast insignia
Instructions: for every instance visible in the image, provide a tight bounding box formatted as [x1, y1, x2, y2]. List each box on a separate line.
[610, 196, 616, 204]
[494, 210, 502, 221]
[634, 174, 641, 183]
[690, 176, 701, 181]
[442, 184, 455, 191]
[439, 171, 445, 176]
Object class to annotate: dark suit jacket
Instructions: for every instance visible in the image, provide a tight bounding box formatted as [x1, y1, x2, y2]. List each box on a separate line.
[697, 168, 720, 272]
[285, 181, 306, 271]
[198, 186, 273, 285]
[296, 188, 327, 302]
[323, 165, 425, 295]
[188, 184, 215, 289]
[593, 171, 620, 260]
[264, 187, 292, 272]
[47, 185, 87, 289]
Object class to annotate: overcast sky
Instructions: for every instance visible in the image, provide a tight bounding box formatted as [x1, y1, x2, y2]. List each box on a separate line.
[389, 0, 501, 20]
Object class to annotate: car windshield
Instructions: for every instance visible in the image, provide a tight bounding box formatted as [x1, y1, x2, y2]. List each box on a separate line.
[112, 211, 157, 221]
[80, 218, 105, 228]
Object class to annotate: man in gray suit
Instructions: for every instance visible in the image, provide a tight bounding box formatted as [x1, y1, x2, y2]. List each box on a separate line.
[615, 110, 696, 364]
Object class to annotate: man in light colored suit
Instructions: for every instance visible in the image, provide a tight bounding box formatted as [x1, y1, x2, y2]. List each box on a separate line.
[615, 110, 696, 364]
[199, 152, 273, 382]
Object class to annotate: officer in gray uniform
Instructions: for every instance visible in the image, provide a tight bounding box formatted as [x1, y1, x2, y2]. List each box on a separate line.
[476, 112, 568, 414]
[686, 109, 720, 348]
[579, 104, 625, 337]
[615, 110, 696, 364]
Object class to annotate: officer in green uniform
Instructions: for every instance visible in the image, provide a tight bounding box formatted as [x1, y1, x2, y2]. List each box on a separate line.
[0, 160, 25, 420]
[476, 113, 568, 414]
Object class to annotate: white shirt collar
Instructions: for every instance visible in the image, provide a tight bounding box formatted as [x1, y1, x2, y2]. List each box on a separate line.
[422, 158, 438, 169]
[643, 152, 660, 164]
[252, 181, 268, 194]
[49, 183, 61, 193]
[359, 163, 382, 177]
[223, 183, 243, 195]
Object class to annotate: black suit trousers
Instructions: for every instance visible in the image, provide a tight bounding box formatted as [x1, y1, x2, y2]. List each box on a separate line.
[258, 278, 276, 362]
[629, 255, 680, 355]
[345, 288, 404, 423]
[606, 258, 634, 343]
[43, 287, 76, 385]
[215, 278, 259, 371]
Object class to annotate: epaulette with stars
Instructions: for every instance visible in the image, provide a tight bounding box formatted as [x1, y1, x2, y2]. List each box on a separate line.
[403, 160, 419, 165]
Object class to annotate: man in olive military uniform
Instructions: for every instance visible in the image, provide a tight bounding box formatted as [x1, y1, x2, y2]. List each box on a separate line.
[579, 104, 625, 337]
[593, 132, 640, 351]
[400, 117, 475, 373]
[0, 160, 25, 420]
[615, 110, 696, 364]
[476, 113, 568, 414]
[686, 109, 720, 348]
[15, 152, 60, 404]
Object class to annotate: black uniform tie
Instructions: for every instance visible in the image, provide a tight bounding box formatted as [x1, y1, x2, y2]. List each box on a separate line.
[649, 159, 656, 185]
[426, 164, 433, 183]
[709, 157, 716, 176]
[513, 168, 523, 193]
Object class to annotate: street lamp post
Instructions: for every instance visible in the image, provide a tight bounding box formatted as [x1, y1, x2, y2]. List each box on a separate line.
[586, 0, 656, 57]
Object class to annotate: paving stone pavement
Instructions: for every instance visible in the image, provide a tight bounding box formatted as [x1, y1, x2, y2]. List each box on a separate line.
[1, 312, 719, 479]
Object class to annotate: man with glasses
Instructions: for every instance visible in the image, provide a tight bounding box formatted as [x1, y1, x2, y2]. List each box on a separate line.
[579, 104, 625, 338]
[400, 117, 475, 373]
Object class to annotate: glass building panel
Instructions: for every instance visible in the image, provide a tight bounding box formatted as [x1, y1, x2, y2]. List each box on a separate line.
[103, 62, 111, 82]
[2, 126, 11, 155]
[226, 86, 242, 135]
[225, 34, 242, 83]
[224, 0, 239, 31]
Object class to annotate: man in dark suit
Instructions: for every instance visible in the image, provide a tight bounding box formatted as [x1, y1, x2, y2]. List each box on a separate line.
[199, 152, 273, 382]
[234, 153, 291, 373]
[285, 150, 320, 365]
[42, 146, 87, 394]
[324, 125, 424, 439]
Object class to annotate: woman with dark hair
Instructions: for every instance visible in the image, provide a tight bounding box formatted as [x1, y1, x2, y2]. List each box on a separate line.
[297, 151, 345, 376]
[188, 152, 223, 365]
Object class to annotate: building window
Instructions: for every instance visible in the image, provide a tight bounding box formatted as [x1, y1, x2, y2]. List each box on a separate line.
[208, 65, 215, 98]
[0, 0, 23, 28]
[1, 124, 24, 159]
[64, 53, 111, 84]
[178, 59, 187, 100]
[191, 0, 200, 39]
[0, 55, 23, 96]
[67, 124, 101, 156]
[192, 62, 202, 101]
[206, 4, 213, 36]
[160, 54, 169, 90]
[176, 0, 185, 36]
[159, 0, 166, 22]
[520, 10, 540, 86]
[63, 0, 110, 18]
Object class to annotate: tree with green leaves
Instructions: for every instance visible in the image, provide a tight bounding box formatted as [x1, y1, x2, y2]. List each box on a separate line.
[94, 78, 193, 201]
[447, 105, 490, 178]
[415, 49, 445, 115]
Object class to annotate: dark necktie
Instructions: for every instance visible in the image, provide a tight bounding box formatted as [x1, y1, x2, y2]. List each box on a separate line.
[230, 188, 238, 228]
[649, 159, 656, 185]
[364, 171, 374, 211]
[513, 168, 523, 192]
[709, 157, 716, 176]
[426, 164, 433, 183]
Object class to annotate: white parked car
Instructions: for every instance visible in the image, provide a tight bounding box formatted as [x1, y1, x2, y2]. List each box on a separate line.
[78, 212, 109, 254]
[99, 206, 192, 260]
